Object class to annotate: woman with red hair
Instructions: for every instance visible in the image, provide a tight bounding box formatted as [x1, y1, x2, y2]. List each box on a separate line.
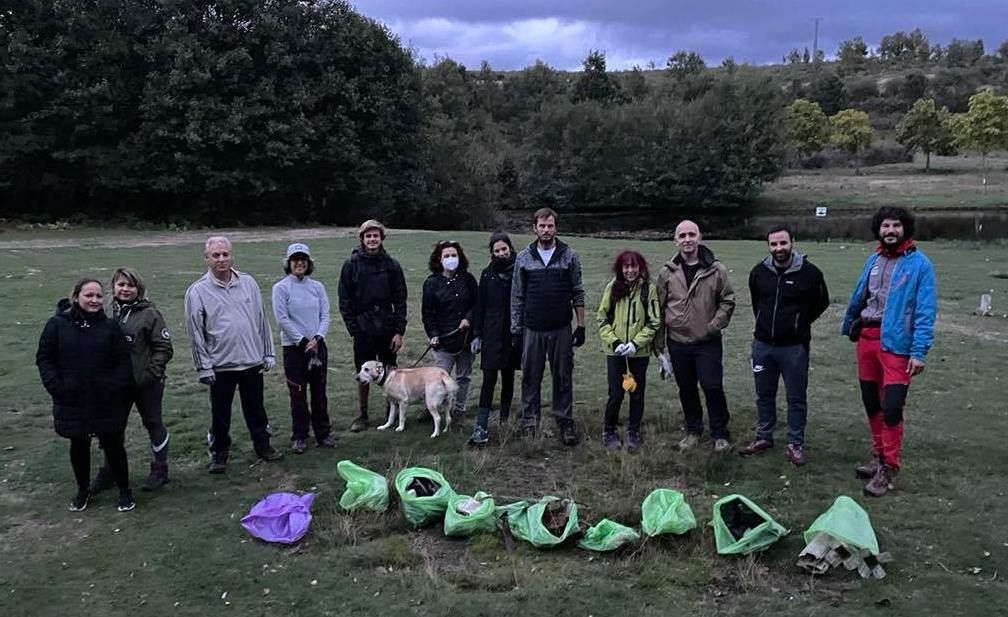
[596, 250, 662, 450]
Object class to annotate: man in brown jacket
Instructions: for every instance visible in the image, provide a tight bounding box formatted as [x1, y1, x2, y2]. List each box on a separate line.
[654, 220, 736, 451]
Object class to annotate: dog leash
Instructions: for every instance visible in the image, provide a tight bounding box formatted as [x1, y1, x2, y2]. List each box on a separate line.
[409, 326, 463, 368]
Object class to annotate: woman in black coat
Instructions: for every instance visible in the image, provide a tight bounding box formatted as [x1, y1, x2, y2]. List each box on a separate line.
[468, 232, 521, 445]
[36, 278, 136, 512]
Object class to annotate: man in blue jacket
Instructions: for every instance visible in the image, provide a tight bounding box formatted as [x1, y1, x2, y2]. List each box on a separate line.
[841, 207, 937, 497]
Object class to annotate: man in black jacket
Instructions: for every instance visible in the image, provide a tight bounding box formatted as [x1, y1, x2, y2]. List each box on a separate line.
[740, 225, 829, 466]
[511, 208, 586, 446]
[338, 220, 408, 432]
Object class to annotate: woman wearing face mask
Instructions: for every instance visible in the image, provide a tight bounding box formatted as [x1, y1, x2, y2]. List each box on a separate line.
[90, 268, 174, 493]
[422, 240, 479, 424]
[596, 250, 661, 451]
[468, 232, 521, 445]
[36, 278, 136, 512]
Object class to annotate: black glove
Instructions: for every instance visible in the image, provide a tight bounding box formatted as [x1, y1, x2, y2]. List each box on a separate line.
[848, 318, 864, 343]
[572, 325, 586, 348]
[511, 331, 524, 351]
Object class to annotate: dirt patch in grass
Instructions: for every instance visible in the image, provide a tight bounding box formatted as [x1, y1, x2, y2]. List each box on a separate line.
[0, 226, 434, 250]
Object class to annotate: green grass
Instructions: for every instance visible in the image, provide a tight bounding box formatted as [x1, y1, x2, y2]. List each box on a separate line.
[2, 229, 1007, 616]
[761, 153, 1008, 212]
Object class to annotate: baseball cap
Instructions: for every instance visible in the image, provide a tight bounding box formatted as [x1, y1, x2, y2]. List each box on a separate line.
[286, 242, 310, 259]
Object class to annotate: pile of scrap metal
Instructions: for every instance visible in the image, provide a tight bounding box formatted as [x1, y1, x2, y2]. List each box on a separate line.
[797, 531, 892, 578]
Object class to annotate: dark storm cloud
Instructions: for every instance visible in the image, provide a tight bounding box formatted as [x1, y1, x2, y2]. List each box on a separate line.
[352, 0, 1008, 69]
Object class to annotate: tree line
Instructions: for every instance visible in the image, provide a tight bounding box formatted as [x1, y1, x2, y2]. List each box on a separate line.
[2, 2, 1007, 228]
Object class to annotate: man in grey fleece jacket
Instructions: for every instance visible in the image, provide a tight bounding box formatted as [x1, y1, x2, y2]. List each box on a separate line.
[184, 236, 282, 473]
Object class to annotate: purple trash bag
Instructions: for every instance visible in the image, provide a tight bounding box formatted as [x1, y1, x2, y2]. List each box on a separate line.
[241, 492, 316, 544]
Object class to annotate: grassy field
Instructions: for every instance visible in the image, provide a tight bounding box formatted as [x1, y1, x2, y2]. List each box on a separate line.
[761, 153, 1008, 212]
[1, 227, 1007, 617]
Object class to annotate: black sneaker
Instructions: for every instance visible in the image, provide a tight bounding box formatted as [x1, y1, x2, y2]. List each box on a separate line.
[207, 450, 228, 474]
[117, 489, 136, 512]
[349, 414, 369, 433]
[69, 488, 90, 512]
[254, 444, 284, 462]
[468, 426, 490, 445]
[91, 466, 114, 494]
[560, 423, 580, 447]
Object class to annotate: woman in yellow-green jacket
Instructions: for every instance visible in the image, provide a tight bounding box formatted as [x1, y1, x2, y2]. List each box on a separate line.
[596, 250, 662, 451]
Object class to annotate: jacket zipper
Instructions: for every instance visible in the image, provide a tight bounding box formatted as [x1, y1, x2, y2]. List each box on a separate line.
[771, 273, 781, 341]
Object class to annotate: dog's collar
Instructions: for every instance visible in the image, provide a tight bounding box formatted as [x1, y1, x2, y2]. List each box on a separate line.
[376, 364, 391, 386]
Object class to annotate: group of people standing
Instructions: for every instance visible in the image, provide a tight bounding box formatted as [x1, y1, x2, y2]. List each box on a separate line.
[35, 205, 936, 513]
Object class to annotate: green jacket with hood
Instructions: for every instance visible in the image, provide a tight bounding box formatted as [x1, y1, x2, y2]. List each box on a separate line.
[596, 280, 661, 357]
[110, 298, 173, 386]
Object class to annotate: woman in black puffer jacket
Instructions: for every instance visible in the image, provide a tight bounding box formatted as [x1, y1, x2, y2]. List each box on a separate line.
[36, 278, 135, 512]
[468, 232, 521, 445]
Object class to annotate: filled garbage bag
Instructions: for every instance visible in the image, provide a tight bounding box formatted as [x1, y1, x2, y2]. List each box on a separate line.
[640, 489, 697, 537]
[495, 496, 579, 548]
[443, 491, 497, 537]
[803, 495, 880, 555]
[241, 492, 316, 544]
[394, 467, 456, 528]
[337, 460, 389, 512]
[711, 494, 788, 555]
[577, 518, 640, 552]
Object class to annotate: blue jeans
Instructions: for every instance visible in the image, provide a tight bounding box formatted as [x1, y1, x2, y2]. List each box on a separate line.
[751, 340, 809, 446]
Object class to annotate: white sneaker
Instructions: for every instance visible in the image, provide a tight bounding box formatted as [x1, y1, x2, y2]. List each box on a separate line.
[713, 438, 732, 452]
[678, 434, 700, 450]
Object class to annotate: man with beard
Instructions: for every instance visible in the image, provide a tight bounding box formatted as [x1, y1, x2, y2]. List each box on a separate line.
[739, 225, 830, 466]
[654, 220, 736, 452]
[841, 207, 936, 497]
[511, 208, 586, 446]
[338, 220, 408, 433]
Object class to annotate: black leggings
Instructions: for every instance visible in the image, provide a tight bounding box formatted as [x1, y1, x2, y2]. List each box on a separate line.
[478, 368, 515, 413]
[70, 432, 129, 492]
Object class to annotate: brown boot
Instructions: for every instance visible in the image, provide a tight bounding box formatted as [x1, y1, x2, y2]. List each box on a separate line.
[855, 456, 883, 479]
[142, 446, 169, 491]
[863, 464, 896, 497]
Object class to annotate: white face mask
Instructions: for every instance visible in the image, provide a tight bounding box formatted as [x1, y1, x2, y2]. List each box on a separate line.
[442, 256, 459, 271]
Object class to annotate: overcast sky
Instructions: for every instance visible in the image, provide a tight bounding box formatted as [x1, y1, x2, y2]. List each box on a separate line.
[352, 1, 1008, 70]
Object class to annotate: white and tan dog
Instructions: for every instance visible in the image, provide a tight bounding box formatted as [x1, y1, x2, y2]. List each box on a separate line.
[355, 360, 459, 438]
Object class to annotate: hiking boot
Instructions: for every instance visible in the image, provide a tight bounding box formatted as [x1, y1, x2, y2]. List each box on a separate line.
[142, 461, 169, 491]
[626, 430, 641, 451]
[349, 414, 369, 433]
[317, 434, 337, 448]
[739, 438, 773, 457]
[713, 438, 732, 453]
[863, 464, 896, 498]
[291, 439, 307, 455]
[785, 443, 807, 467]
[560, 423, 580, 447]
[69, 488, 90, 512]
[255, 443, 284, 462]
[602, 430, 621, 451]
[91, 466, 114, 494]
[855, 456, 883, 479]
[117, 489, 136, 512]
[207, 450, 229, 474]
[468, 426, 490, 446]
[678, 434, 700, 450]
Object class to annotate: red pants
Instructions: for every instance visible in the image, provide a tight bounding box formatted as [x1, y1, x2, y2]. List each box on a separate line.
[856, 327, 911, 469]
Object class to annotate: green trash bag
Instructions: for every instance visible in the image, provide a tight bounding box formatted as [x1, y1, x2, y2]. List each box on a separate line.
[803, 496, 880, 555]
[577, 519, 640, 552]
[711, 494, 789, 555]
[496, 496, 579, 548]
[336, 460, 389, 512]
[393, 467, 456, 528]
[641, 489, 697, 537]
[443, 492, 497, 537]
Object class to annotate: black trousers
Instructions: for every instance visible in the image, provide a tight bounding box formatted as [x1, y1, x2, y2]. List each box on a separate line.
[71, 431, 128, 491]
[604, 355, 649, 433]
[668, 337, 731, 440]
[478, 368, 515, 414]
[208, 366, 272, 453]
[283, 343, 331, 442]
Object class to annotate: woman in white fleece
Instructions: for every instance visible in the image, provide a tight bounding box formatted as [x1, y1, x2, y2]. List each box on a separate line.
[272, 242, 335, 454]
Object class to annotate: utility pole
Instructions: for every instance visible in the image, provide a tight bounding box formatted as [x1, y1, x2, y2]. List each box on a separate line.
[811, 17, 820, 64]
